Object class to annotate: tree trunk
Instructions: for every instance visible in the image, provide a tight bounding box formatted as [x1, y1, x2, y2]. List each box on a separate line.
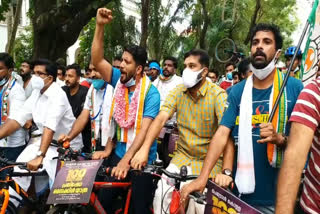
[199, 0, 209, 49]
[32, 0, 113, 61]
[244, 0, 261, 45]
[5, 7, 13, 52]
[140, 0, 150, 49]
[7, 0, 23, 55]
[221, 0, 227, 21]
[232, 0, 237, 21]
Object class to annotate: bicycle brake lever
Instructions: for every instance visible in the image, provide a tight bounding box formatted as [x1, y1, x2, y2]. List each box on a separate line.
[189, 192, 206, 205]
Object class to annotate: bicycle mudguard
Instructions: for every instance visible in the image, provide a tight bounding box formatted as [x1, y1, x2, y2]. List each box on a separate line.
[170, 190, 184, 214]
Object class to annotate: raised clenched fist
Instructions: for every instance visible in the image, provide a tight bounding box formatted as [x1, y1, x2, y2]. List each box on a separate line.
[96, 8, 113, 25]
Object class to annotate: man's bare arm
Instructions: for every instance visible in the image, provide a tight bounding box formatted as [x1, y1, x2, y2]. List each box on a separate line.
[39, 127, 55, 155]
[68, 109, 90, 140]
[275, 122, 313, 214]
[139, 111, 170, 153]
[91, 8, 114, 83]
[130, 111, 171, 169]
[199, 125, 232, 181]
[222, 137, 235, 170]
[0, 119, 21, 139]
[122, 117, 154, 162]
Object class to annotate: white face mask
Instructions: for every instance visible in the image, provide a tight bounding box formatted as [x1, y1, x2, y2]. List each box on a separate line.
[182, 67, 204, 88]
[30, 75, 45, 90]
[250, 50, 280, 80]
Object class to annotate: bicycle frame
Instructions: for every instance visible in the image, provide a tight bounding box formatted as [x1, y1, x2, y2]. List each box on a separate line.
[0, 174, 43, 214]
[84, 181, 132, 214]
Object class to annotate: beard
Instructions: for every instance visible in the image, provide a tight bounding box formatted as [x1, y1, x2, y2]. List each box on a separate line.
[250, 50, 271, 69]
[20, 71, 31, 81]
[162, 69, 171, 77]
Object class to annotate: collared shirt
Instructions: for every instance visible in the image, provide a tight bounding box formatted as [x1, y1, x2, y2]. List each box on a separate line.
[153, 74, 183, 106]
[0, 78, 26, 147]
[12, 82, 83, 150]
[83, 84, 107, 141]
[161, 80, 227, 176]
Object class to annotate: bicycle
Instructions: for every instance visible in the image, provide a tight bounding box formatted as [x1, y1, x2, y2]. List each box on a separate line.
[0, 157, 48, 214]
[47, 145, 135, 214]
[215, 38, 245, 65]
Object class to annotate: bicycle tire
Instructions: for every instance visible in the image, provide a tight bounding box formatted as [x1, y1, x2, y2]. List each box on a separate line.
[215, 38, 236, 63]
[46, 204, 93, 214]
[0, 201, 18, 214]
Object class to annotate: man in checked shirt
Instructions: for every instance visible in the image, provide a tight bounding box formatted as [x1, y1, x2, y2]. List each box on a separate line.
[130, 49, 234, 214]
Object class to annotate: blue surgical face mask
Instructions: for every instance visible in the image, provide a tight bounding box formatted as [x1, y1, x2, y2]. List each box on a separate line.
[227, 72, 233, 80]
[0, 77, 8, 86]
[92, 79, 105, 90]
[124, 77, 136, 87]
[86, 78, 93, 84]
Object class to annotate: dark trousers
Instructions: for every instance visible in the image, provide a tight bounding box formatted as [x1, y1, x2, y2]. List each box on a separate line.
[0, 145, 25, 179]
[98, 153, 154, 214]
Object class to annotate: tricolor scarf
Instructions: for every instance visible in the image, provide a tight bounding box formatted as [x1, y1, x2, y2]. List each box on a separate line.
[236, 68, 287, 194]
[109, 75, 151, 151]
[268, 69, 287, 167]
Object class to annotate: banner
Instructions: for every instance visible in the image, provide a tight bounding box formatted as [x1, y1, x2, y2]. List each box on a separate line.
[205, 180, 262, 214]
[47, 160, 103, 204]
[301, 0, 320, 85]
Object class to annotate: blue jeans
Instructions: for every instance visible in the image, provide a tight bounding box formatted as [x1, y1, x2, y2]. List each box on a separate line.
[0, 145, 26, 179]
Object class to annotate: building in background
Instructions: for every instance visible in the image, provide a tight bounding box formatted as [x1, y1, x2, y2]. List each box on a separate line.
[0, 0, 30, 52]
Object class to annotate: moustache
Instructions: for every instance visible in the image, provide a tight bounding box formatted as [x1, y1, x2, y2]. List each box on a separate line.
[253, 50, 267, 59]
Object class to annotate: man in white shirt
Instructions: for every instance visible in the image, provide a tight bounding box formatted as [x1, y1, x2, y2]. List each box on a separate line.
[19, 60, 33, 98]
[59, 64, 114, 157]
[0, 58, 83, 192]
[56, 64, 66, 87]
[153, 56, 182, 106]
[0, 53, 27, 178]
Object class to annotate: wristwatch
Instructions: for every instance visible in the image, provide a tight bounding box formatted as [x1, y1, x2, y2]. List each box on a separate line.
[222, 168, 232, 177]
[36, 150, 46, 158]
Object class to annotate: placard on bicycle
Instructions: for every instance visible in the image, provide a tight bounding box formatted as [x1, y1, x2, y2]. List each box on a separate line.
[205, 180, 262, 214]
[47, 159, 103, 204]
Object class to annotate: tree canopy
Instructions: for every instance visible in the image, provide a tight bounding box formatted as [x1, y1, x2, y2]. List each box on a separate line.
[1, 0, 300, 74]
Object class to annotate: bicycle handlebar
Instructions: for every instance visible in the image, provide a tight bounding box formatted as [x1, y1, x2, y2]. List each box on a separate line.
[0, 157, 43, 172]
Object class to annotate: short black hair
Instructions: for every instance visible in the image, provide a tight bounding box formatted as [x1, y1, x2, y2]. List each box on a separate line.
[232, 71, 240, 79]
[21, 59, 34, 69]
[114, 55, 122, 62]
[33, 59, 57, 81]
[124, 45, 148, 68]
[163, 56, 178, 69]
[0, 52, 14, 69]
[225, 62, 235, 69]
[250, 23, 283, 50]
[238, 58, 250, 76]
[66, 63, 81, 77]
[208, 69, 218, 78]
[57, 64, 66, 76]
[184, 49, 210, 68]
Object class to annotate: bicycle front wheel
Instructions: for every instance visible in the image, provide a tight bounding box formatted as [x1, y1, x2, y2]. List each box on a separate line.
[215, 38, 236, 63]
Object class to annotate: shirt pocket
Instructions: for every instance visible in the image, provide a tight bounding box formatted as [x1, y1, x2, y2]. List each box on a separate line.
[199, 117, 213, 138]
